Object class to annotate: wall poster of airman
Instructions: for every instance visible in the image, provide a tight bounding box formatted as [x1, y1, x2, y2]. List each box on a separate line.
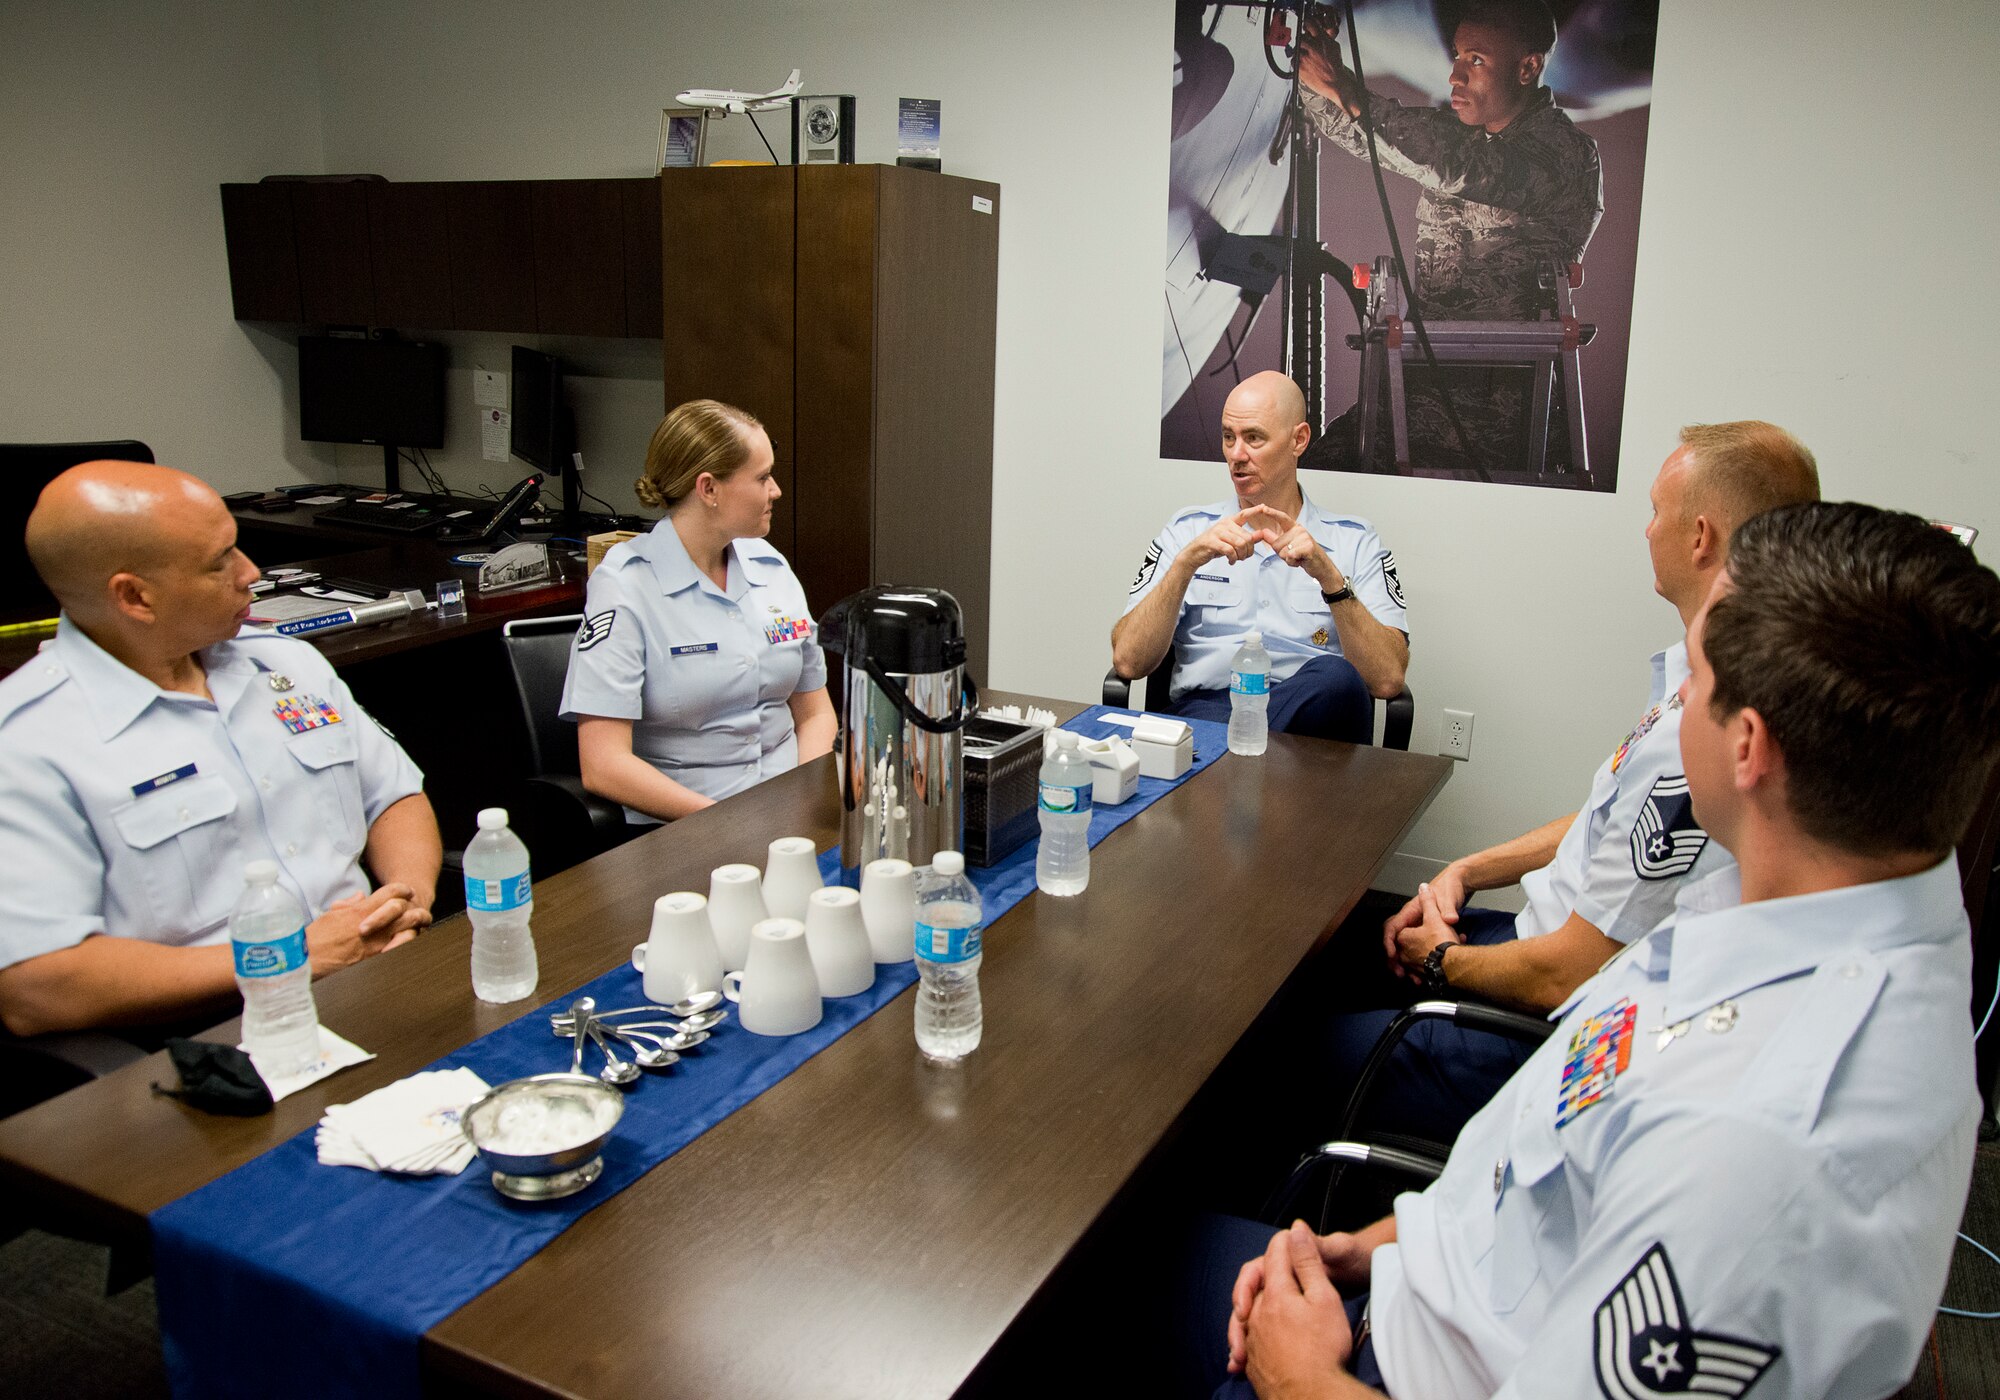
[1161, 0, 1658, 491]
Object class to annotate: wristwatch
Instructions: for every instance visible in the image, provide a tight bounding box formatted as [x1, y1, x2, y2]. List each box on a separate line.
[1322, 584, 1354, 605]
[1420, 941, 1453, 990]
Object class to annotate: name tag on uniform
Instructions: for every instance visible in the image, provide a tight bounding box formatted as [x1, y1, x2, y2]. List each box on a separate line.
[274, 694, 343, 735]
[132, 763, 198, 797]
[1194, 572, 1228, 585]
[670, 642, 720, 657]
[764, 617, 811, 645]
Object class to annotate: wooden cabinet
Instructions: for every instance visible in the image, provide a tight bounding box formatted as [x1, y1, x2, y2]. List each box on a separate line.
[366, 182, 453, 329]
[661, 165, 1000, 676]
[219, 183, 302, 321]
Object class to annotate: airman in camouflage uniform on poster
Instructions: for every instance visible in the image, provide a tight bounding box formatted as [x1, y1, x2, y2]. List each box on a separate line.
[1299, 0, 1603, 477]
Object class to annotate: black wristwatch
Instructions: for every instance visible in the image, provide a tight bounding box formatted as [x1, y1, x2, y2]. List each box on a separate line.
[1420, 941, 1453, 990]
[1322, 584, 1354, 605]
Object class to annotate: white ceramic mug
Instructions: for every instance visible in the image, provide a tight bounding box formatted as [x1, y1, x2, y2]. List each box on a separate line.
[722, 917, 822, 1036]
[635, 891, 724, 1004]
[762, 836, 824, 922]
[803, 886, 876, 998]
[860, 858, 917, 964]
[707, 863, 769, 973]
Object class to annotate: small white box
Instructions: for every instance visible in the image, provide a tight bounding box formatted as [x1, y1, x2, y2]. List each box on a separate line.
[1132, 729, 1193, 780]
[1079, 737, 1141, 806]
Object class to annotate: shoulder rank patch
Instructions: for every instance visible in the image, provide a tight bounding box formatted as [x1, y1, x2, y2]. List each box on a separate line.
[576, 611, 616, 653]
[1631, 775, 1708, 881]
[1380, 550, 1405, 609]
[1558, 997, 1637, 1126]
[1595, 1243, 1779, 1398]
[1129, 541, 1162, 595]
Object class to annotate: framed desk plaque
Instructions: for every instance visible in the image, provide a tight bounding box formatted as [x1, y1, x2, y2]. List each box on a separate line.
[658, 108, 710, 169]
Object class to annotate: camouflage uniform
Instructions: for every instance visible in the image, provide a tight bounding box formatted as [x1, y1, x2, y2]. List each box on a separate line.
[1303, 85, 1603, 475]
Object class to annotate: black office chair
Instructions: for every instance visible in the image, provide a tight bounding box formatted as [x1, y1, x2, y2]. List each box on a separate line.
[0, 441, 154, 626]
[500, 615, 639, 874]
[1103, 645, 1415, 750]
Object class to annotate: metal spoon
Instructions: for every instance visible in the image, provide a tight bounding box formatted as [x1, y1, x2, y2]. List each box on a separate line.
[567, 996, 596, 1075]
[586, 1023, 641, 1086]
[548, 991, 722, 1031]
[593, 1023, 681, 1069]
[606, 1024, 709, 1054]
[600, 1024, 712, 1048]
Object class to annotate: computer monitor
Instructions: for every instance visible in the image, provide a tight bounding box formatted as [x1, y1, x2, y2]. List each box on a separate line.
[298, 334, 446, 492]
[509, 346, 580, 518]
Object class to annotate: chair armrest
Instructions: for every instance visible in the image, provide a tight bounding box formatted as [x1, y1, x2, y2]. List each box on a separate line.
[1381, 685, 1414, 751]
[1103, 668, 1132, 708]
[0, 1031, 152, 1120]
[527, 773, 628, 840]
[1311, 1139, 1446, 1185]
[1332, 998, 1554, 1147]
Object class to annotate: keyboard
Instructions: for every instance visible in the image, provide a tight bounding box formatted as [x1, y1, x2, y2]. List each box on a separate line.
[315, 500, 450, 534]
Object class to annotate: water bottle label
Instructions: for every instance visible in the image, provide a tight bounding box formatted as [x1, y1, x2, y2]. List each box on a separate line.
[465, 871, 531, 912]
[914, 919, 981, 964]
[1231, 669, 1269, 696]
[1038, 780, 1093, 817]
[234, 926, 308, 978]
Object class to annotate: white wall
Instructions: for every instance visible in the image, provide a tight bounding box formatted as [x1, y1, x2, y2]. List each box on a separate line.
[0, 1, 327, 492]
[4, 0, 1996, 878]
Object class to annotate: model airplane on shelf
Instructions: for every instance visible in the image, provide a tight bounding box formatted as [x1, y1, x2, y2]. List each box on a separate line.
[675, 69, 802, 115]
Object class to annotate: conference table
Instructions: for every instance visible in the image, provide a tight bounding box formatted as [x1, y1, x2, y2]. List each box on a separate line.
[0, 695, 1450, 1398]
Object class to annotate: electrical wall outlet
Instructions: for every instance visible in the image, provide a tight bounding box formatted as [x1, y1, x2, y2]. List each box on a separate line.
[1441, 708, 1474, 760]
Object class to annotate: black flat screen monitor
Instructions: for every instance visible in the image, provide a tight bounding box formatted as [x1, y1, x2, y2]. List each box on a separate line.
[509, 346, 564, 473]
[509, 345, 580, 517]
[298, 336, 446, 449]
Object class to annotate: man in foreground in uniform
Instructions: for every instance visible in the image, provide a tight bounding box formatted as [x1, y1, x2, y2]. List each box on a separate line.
[1113, 370, 1408, 745]
[0, 460, 440, 1038]
[1190, 501, 1999, 1397]
[1314, 422, 1819, 1146]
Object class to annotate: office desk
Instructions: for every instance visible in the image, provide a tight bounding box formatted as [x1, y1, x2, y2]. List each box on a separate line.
[0, 704, 1450, 1398]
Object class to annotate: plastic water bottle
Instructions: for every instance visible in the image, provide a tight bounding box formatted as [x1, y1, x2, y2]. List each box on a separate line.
[914, 850, 984, 1061]
[465, 807, 539, 1004]
[230, 861, 321, 1079]
[1036, 730, 1093, 896]
[1228, 630, 1271, 756]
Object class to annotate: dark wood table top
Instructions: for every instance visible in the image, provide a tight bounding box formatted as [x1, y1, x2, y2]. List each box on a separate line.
[0, 696, 1450, 1398]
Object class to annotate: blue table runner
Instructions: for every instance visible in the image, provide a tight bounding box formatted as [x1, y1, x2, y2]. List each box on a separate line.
[151, 707, 1225, 1398]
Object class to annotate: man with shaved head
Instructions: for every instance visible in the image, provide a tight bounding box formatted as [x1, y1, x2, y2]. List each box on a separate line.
[1114, 371, 1410, 743]
[0, 460, 440, 1039]
[1309, 423, 1823, 1148]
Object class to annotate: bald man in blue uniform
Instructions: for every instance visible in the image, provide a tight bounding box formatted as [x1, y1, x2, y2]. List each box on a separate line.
[1113, 372, 1408, 744]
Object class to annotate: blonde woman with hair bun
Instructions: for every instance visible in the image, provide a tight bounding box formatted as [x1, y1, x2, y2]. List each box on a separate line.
[559, 400, 834, 822]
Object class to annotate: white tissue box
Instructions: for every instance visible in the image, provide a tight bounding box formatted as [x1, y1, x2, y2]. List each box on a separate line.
[1079, 737, 1141, 806]
[1129, 717, 1194, 780]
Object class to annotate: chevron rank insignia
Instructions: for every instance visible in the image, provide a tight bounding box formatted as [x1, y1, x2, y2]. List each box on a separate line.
[576, 610, 616, 652]
[1595, 1244, 1778, 1397]
[1130, 541, 1162, 595]
[1380, 551, 1405, 608]
[1630, 775, 1708, 881]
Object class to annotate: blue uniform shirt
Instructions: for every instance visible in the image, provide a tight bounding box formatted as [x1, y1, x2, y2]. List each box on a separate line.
[1515, 642, 1733, 944]
[560, 520, 827, 818]
[0, 619, 425, 969]
[1370, 858, 1978, 1400]
[1120, 491, 1407, 700]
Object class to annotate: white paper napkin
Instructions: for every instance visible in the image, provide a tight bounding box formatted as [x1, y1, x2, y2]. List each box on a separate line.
[242, 1026, 375, 1102]
[316, 1067, 491, 1175]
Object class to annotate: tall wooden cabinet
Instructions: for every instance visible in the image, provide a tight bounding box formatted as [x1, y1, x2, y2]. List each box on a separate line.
[218, 165, 999, 674]
[659, 165, 999, 678]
